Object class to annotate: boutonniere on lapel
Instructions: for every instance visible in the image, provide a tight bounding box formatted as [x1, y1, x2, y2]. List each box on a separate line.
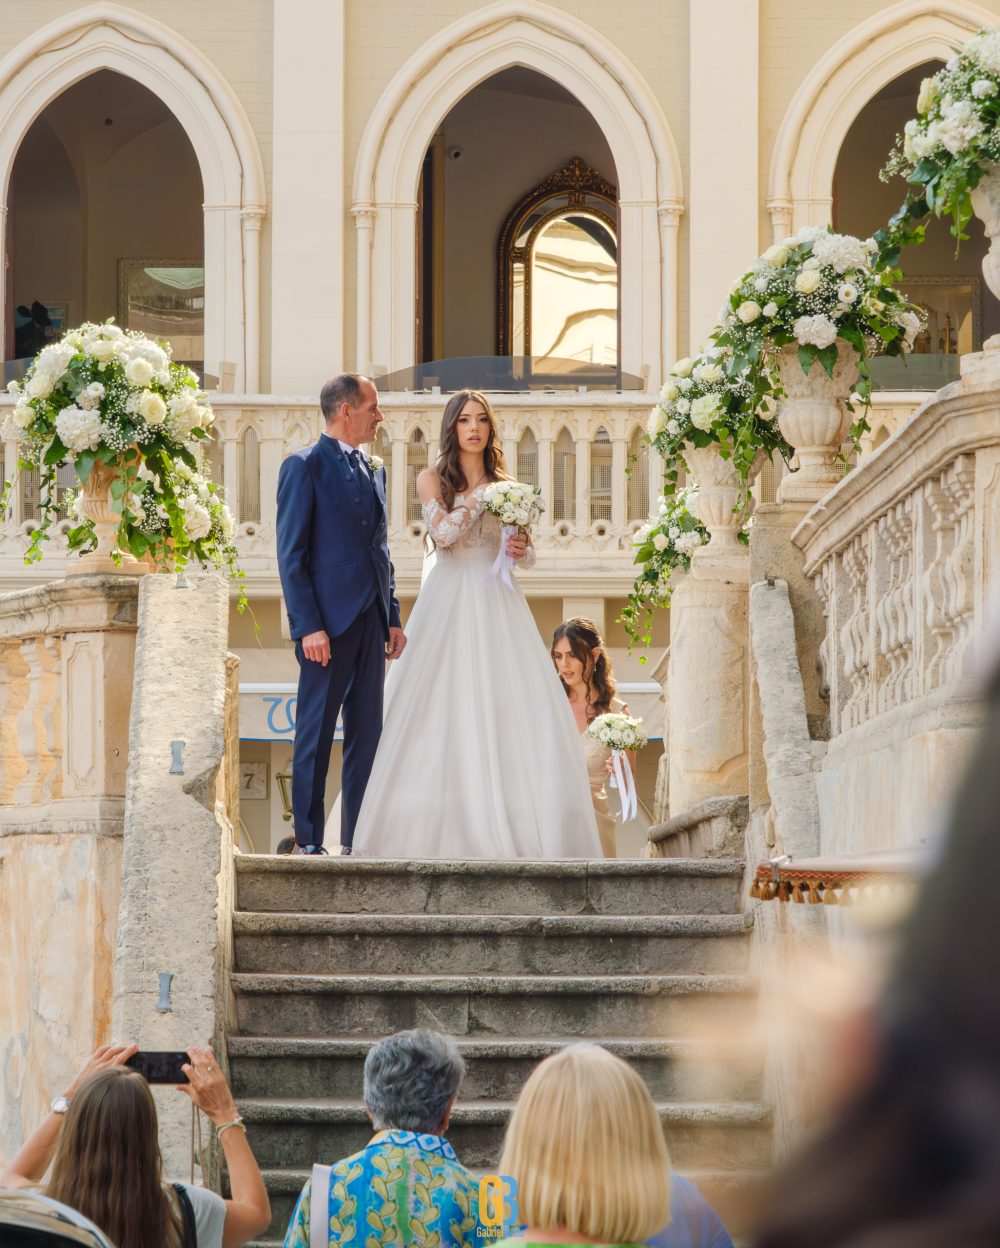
[365, 453, 384, 473]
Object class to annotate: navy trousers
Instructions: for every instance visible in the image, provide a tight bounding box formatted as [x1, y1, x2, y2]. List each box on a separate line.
[291, 599, 385, 849]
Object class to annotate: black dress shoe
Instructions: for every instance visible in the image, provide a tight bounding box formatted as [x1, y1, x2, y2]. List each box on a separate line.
[292, 844, 329, 856]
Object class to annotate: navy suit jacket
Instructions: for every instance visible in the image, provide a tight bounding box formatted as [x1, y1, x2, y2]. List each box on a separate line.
[276, 436, 400, 641]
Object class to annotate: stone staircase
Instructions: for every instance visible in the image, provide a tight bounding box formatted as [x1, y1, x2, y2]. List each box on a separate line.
[228, 857, 769, 1245]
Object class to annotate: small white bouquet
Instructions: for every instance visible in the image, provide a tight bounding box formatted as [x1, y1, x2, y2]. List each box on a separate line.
[481, 479, 544, 588]
[586, 712, 647, 821]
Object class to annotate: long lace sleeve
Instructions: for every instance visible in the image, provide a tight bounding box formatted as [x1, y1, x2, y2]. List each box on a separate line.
[517, 539, 537, 570]
[421, 496, 482, 548]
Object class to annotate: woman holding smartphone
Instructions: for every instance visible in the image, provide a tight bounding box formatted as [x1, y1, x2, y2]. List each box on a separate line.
[1, 1042, 271, 1248]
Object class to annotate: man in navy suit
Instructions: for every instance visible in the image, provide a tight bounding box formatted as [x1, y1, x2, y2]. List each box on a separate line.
[276, 374, 406, 855]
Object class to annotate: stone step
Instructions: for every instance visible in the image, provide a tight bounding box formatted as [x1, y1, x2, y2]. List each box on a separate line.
[234, 857, 747, 917]
[240, 1097, 773, 1175]
[232, 911, 752, 976]
[232, 972, 757, 1039]
[247, 1167, 767, 1248]
[227, 1035, 765, 1103]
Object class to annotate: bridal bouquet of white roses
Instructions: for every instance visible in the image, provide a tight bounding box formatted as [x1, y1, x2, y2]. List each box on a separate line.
[1, 319, 246, 602]
[481, 479, 544, 589]
[586, 712, 647, 821]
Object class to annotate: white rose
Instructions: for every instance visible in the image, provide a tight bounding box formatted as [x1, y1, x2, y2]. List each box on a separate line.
[125, 358, 155, 387]
[763, 301, 779, 318]
[138, 391, 167, 425]
[689, 394, 721, 431]
[917, 75, 940, 114]
[972, 78, 998, 99]
[659, 381, 679, 403]
[675, 398, 691, 414]
[671, 357, 693, 377]
[647, 405, 669, 438]
[665, 419, 680, 436]
[795, 269, 822, 295]
[693, 362, 724, 384]
[12, 400, 34, 429]
[87, 337, 121, 363]
[652, 532, 669, 552]
[27, 371, 55, 400]
[753, 276, 768, 293]
[763, 244, 789, 267]
[737, 300, 762, 323]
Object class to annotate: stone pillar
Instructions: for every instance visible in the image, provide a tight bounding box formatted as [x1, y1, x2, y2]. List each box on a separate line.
[0, 577, 139, 1163]
[113, 573, 234, 1180]
[271, 0, 346, 390]
[611, 436, 627, 531]
[689, 0, 759, 346]
[575, 435, 590, 531]
[668, 538, 751, 815]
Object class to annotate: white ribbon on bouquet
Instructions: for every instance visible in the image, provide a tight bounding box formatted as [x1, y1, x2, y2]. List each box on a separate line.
[486, 524, 519, 589]
[607, 748, 638, 821]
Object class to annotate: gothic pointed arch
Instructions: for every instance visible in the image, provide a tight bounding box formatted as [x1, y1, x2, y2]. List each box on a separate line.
[352, 0, 683, 387]
[0, 4, 266, 387]
[768, 0, 995, 239]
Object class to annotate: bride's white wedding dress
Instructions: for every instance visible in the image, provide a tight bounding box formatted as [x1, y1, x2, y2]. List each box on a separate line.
[346, 485, 602, 859]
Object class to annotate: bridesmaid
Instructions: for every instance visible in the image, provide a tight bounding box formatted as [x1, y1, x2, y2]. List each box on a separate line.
[551, 618, 637, 859]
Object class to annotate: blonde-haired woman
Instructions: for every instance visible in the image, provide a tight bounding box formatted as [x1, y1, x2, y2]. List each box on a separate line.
[497, 1044, 671, 1248]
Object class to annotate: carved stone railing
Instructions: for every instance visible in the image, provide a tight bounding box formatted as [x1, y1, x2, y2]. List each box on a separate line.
[0, 393, 660, 595]
[792, 368, 996, 854]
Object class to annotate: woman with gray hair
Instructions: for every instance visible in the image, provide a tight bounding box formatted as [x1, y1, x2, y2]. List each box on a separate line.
[283, 1030, 483, 1248]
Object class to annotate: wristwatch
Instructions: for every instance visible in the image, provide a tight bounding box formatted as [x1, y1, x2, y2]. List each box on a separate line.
[50, 1096, 70, 1115]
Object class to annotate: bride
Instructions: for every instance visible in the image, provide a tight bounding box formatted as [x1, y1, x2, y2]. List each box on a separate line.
[345, 388, 602, 859]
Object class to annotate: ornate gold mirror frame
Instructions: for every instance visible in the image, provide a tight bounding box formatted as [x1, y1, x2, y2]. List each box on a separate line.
[496, 156, 618, 357]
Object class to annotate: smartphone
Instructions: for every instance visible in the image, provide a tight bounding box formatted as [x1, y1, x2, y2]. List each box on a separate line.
[125, 1051, 189, 1085]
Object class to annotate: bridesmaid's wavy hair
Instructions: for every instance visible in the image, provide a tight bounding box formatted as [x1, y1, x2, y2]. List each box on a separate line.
[551, 618, 617, 720]
[434, 389, 509, 511]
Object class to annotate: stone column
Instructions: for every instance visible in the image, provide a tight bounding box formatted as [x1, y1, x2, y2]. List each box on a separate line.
[537, 436, 554, 537]
[271, 0, 346, 390]
[575, 435, 590, 531]
[689, 0, 759, 346]
[391, 437, 407, 532]
[0, 577, 139, 1163]
[611, 435, 627, 531]
[667, 458, 752, 813]
[113, 574, 233, 1180]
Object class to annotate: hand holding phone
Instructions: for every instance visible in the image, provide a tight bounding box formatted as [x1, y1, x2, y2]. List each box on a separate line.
[125, 1050, 190, 1085]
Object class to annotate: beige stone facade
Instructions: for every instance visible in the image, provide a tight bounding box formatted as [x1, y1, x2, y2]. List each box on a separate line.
[1, 0, 999, 846]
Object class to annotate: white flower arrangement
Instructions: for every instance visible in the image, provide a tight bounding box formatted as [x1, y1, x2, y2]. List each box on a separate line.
[365, 452, 384, 473]
[586, 712, 647, 821]
[2, 320, 246, 605]
[481, 480, 545, 529]
[586, 712, 648, 752]
[621, 487, 749, 652]
[718, 227, 921, 423]
[883, 25, 1000, 241]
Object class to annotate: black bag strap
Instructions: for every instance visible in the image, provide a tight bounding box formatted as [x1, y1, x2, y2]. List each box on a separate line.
[172, 1182, 198, 1248]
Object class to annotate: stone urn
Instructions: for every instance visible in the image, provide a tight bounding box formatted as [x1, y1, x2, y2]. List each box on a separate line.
[70, 459, 145, 576]
[682, 443, 752, 554]
[971, 163, 1000, 302]
[775, 340, 860, 504]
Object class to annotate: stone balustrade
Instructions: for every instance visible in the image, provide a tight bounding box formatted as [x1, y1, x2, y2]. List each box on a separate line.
[0, 393, 661, 595]
[791, 364, 999, 854]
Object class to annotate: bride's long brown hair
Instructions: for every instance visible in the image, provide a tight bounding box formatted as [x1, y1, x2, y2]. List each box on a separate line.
[434, 389, 509, 510]
[551, 617, 618, 720]
[46, 1067, 184, 1248]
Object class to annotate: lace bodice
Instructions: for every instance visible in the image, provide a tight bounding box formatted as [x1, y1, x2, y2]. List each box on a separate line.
[420, 486, 536, 567]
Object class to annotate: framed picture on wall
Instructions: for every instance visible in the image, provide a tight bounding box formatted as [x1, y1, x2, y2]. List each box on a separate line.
[898, 275, 983, 356]
[13, 300, 70, 361]
[117, 258, 205, 376]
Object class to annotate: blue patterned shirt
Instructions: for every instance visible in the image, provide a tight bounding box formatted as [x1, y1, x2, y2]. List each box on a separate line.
[283, 1129, 484, 1248]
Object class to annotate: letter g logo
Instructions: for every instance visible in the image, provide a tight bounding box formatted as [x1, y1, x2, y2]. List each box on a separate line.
[479, 1174, 520, 1235]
